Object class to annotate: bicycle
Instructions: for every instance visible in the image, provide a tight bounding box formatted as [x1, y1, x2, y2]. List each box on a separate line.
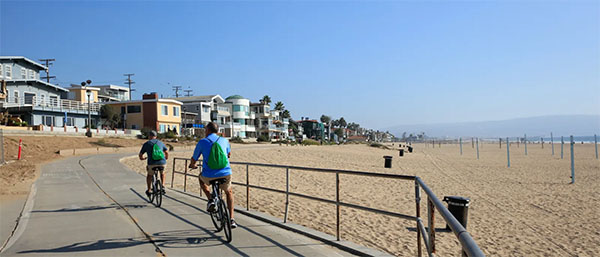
[148, 166, 164, 207]
[207, 178, 232, 243]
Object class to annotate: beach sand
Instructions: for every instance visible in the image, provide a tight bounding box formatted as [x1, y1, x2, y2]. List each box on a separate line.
[122, 142, 600, 256]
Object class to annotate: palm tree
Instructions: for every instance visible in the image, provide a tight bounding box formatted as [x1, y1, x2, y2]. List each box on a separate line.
[274, 101, 284, 111]
[320, 115, 331, 124]
[338, 117, 347, 128]
[261, 95, 272, 104]
[282, 110, 291, 118]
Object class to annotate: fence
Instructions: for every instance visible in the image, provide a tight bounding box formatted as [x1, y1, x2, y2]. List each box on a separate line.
[171, 157, 484, 257]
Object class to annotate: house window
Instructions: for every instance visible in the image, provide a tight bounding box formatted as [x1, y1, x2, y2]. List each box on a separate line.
[65, 117, 74, 126]
[159, 124, 166, 133]
[49, 96, 58, 106]
[5, 65, 12, 79]
[203, 106, 210, 112]
[24, 93, 35, 105]
[43, 116, 54, 126]
[173, 106, 180, 117]
[131, 124, 137, 129]
[161, 105, 168, 115]
[29, 70, 35, 79]
[196, 105, 199, 111]
[40, 94, 45, 105]
[21, 68, 26, 79]
[233, 105, 242, 112]
[0, 65, 3, 78]
[127, 105, 141, 113]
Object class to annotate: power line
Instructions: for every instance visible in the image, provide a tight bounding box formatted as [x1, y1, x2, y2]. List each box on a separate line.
[39, 58, 56, 83]
[183, 88, 193, 97]
[123, 73, 135, 100]
[172, 85, 182, 98]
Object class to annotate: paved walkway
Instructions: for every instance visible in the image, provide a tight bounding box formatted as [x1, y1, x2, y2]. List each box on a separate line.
[1, 154, 356, 256]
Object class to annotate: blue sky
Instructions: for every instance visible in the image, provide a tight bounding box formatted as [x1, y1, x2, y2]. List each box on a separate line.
[1, 1, 598, 129]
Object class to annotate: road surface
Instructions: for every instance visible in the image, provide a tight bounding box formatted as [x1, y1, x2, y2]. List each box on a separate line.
[1, 153, 357, 256]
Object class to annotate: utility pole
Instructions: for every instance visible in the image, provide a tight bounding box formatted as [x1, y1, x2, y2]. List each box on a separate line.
[123, 74, 135, 100]
[172, 85, 182, 97]
[184, 88, 193, 97]
[39, 59, 56, 83]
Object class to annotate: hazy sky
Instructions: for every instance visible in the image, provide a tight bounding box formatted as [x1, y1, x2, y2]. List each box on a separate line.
[1, 1, 598, 129]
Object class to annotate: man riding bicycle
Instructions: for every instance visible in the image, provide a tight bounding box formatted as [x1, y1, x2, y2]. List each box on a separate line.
[188, 122, 237, 229]
[139, 130, 169, 197]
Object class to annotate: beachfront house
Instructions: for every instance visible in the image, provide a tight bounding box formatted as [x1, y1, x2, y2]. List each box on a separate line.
[95, 84, 130, 102]
[104, 92, 182, 133]
[0, 56, 100, 128]
[298, 119, 325, 140]
[222, 95, 257, 138]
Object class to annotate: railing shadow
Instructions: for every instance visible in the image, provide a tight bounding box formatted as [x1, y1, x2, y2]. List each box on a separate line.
[129, 188, 250, 256]
[31, 203, 148, 213]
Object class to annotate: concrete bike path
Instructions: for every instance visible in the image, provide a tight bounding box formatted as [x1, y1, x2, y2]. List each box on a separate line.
[1, 154, 356, 256]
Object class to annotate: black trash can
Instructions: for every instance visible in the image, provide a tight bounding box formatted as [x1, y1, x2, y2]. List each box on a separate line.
[399, 149, 404, 156]
[383, 156, 393, 168]
[408, 146, 413, 153]
[443, 196, 470, 229]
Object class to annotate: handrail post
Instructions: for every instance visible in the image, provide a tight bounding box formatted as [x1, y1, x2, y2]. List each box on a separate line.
[284, 167, 290, 223]
[415, 179, 422, 257]
[171, 158, 175, 188]
[427, 197, 436, 254]
[184, 159, 188, 192]
[336, 171, 340, 241]
[246, 164, 249, 211]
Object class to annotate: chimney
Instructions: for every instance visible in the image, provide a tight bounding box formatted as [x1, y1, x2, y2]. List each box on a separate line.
[143, 92, 158, 100]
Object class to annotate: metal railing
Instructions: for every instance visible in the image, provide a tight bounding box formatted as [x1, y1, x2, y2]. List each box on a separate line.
[171, 157, 484, 257]
[2, 96, 101, 112]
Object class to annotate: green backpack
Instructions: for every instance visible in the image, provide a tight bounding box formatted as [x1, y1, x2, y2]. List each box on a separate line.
[207, 137, 228, 169]
[151, 142, 165, 160]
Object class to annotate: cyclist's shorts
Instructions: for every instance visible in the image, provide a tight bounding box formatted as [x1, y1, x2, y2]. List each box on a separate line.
[199, 174, 232, 191]
[147, 165, 166, 176]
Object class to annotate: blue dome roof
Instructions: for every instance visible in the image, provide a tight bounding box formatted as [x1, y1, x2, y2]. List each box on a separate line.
[226, 95, 246, 100]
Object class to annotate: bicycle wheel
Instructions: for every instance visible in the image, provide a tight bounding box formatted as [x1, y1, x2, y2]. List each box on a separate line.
[220, 199, 232, 243]
[148, 177, 155, 203]
[155, 179, 163, 207]
[210, 198, 223, 232]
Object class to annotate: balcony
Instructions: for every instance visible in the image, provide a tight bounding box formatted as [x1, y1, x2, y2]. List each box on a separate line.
[1, 96, 101, 114]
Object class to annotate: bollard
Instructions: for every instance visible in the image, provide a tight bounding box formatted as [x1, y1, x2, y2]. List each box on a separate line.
[595, 134, 598, 160]
[459, 137, 463, 155]
[551, 132, 554, 156]
[383, 156, 393, 168]
[499, 138, 502, 149]
[408, 146, 413, 153]
[524, 134, 528, 155]
[399, 149, 404, 157]
[476, 138, 479, 160]
[541, 137, 544, 149]
[18, 139, 22, 160]
[561, 136, 564, 159]
[570, 135, 575, 184]
[506, 137, 510, 167]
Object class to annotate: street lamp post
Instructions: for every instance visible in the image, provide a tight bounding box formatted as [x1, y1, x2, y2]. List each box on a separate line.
[82, 80, 92, 137]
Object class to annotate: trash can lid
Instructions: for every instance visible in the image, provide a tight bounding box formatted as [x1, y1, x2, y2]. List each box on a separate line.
[443, 196, 470, 205]
[383, 156, 393, 159]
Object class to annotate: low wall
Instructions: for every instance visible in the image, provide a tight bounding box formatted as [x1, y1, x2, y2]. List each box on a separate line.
[58, 145, 196, 156]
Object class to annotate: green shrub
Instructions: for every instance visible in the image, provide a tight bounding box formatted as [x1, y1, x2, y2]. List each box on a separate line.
[302, 139, 320, 146]
[230, 136, 244, 143]
[158, 131, 177, 139]
[257, 135, 270, 142]
[140, 127, 153, 139]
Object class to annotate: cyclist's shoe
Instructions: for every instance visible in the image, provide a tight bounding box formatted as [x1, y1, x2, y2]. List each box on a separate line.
[231, 219, 238, 229]
[145, 190, 151, 198]
[161, 189, 166, 195]
[207, 199, 216, 213]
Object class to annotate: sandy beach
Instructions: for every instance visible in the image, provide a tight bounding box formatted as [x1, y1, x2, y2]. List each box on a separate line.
[122, 142, 600, 256]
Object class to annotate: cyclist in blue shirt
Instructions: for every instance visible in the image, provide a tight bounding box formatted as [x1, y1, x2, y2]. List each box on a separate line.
[139, 130, 169, 197]
[189, 122, 237, 228]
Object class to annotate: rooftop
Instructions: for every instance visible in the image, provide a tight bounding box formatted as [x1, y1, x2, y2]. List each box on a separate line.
[225, 95, 246, 100]
[0, 56, 47, 70]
